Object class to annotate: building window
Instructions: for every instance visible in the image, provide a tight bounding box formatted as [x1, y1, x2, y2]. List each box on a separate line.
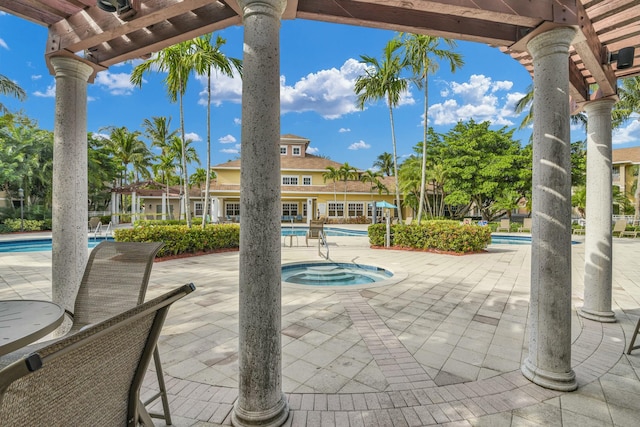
[612, 165, 620, 181]
[194, 202, 203, 216]
[280, 145, 287, 155]
[328, 202, 344, 217]
[302, 176, 312, 186]
[303, 202, 307, 217]
[226, 203, 240, 216]
[282, 176, 299, 185]
[282, 203, 298, 216]
[292, 146, 301, 156]
[348, 202, 364, 217]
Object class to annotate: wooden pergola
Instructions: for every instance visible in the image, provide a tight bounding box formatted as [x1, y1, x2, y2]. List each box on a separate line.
[1, 2, 638, 426]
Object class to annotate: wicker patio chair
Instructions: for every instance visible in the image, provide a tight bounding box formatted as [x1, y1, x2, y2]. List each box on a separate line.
[69, 241, 173, 424]
[0, 283, 195, 427]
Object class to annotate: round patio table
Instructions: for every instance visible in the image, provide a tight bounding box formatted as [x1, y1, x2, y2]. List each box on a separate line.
[0, 300, 64, 357]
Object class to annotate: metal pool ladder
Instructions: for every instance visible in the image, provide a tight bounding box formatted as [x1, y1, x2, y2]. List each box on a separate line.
[318, 230, 329, 259]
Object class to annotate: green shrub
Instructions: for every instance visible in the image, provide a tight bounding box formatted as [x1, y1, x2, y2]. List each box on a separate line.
[113, 224, 240, 257]
[134, 219, 187, 227]
[368, 220, 492, 254]
[2, 218, 47, 232]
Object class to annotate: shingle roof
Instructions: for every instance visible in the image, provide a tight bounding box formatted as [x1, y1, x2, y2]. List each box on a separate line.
[213, 153, 347, 171]
[612, 147, 640, 164]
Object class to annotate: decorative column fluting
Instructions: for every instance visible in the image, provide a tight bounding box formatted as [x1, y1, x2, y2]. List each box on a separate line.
[521, 26, 578, 391]
[580, 98, 617, 322]
[50, 56, 94, 315]
[232, 0, 289, 426]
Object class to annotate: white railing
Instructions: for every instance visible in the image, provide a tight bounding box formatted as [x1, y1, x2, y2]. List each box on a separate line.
[318, 231, 329, 260]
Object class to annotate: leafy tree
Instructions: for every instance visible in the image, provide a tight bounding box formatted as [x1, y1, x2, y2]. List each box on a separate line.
[439, 119, 530, 221]
[572, 185, 586, 218]
[88, 132, 119, 212]
[373, 152, 394, 176]
[100, 126, 151, 186]
[398, 33, 463, 223]
[0, 74, 26, 114]
[191, 34, 242, 228]
[355, 39, 408, 221]
[571, 140, 587, 187]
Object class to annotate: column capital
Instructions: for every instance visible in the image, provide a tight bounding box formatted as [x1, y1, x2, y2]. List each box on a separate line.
[49, 55, 96, 83]
[583, 97, 616, 115]
[527, 26, 577, 59]
[237, 0, 287, 19]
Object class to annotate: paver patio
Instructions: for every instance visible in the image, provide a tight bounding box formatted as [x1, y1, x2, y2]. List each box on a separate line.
[1, 228, 639, 426]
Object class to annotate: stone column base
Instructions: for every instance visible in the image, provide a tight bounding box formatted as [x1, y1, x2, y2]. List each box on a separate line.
[578, 307, 616, 323]
[521, 358, 577, 392]
[232, 394, 289, 427]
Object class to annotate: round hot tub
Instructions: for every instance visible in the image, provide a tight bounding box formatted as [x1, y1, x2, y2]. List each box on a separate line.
[281, 262, 399, 287]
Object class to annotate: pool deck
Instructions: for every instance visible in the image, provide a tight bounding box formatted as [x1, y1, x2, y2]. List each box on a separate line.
[1, 227, 640, 426]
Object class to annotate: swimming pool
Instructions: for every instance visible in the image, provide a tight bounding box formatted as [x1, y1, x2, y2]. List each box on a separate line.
[280, 227, 367, 237]
[282, 262, 395, 287]
[0, 237, 114, 253]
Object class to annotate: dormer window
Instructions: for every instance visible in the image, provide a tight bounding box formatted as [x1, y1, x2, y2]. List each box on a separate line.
[292, 146, 301, 156]
[280, 146, 287, 155]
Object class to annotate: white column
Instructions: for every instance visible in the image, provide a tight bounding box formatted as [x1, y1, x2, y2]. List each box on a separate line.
[50, 56, 94, 314]
[131, 191, 137, 224]
[521, 26, 578, 391]
[161, 192, 167, 220]
[306, 198, 313, 225]
[111, 191, 118, 224]
[233, 0, 289, 426]
[580, 98, 616, 322]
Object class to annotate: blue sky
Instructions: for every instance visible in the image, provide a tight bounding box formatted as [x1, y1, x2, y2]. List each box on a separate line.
[2, 11, 638, 174]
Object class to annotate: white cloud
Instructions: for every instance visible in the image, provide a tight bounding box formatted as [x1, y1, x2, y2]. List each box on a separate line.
[219, 134, 236, 144]
[196, 69, 243, 106]
[428, 74, 521, 126]
[306, 146, 319, 154]
[221, 144, 241, 154]
[94, 70, 136, 95]
[31, 74, 42, 80]
[613, 117, 640, 145]
[348, 140, 371, 150]
[34, 82, 56, 98]
[339, 128, 351, 133]
[184, 132, 202, 142]
[281, 58, 367, 119]
[234, 117, 241, 125]
[0, 38, 8, 50]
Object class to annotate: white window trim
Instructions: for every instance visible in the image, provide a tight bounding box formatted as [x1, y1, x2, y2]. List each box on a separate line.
[292, 146, 301, 156]
[280, 145, 287, 155]
[302, 175, 312, 186]
[282, 175, 299, 186]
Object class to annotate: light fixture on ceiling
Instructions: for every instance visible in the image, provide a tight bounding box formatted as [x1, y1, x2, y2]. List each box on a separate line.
[97, 0, 131, 13]
[608, 47, 636, 70]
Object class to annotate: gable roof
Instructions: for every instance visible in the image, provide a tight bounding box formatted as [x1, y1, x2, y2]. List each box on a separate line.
[612, 147, 640, 165]
[213, 153, 346, 171]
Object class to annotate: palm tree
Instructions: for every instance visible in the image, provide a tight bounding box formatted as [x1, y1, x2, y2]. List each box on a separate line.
[0, 75, 26, 114]
[142, 116, 178, 217]
[102, 126, 150, 187]
[398, 33, 463, 223]
[373, 152, 394, 176]
[355, 39, 408, 221]
[131, 40, 195, 226]
[191, 34, 242, 228]
[323, 166, 340, 207]
[338, 162, 359, 219]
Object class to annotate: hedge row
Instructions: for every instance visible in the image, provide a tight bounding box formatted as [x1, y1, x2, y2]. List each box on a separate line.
[113, 224, 240, 258]
[368, 220, 492, 254]
[1, 218, 52, 233]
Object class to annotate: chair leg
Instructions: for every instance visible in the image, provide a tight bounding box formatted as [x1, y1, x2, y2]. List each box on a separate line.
[143, 346, 172, 425]
[627, 317, 640, 355]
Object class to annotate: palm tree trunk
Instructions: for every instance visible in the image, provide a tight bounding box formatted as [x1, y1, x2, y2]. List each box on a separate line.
[388, 102, 403, 221]
[417, 59, 428, 223]
[179, 85, 191, 227]
[202, 70, 212, 228]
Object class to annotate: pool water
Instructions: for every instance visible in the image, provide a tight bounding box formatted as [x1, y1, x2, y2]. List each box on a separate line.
[280, 227, 367, 237]
[282, 262, 393, 286]
[0, 237, 114, 253]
